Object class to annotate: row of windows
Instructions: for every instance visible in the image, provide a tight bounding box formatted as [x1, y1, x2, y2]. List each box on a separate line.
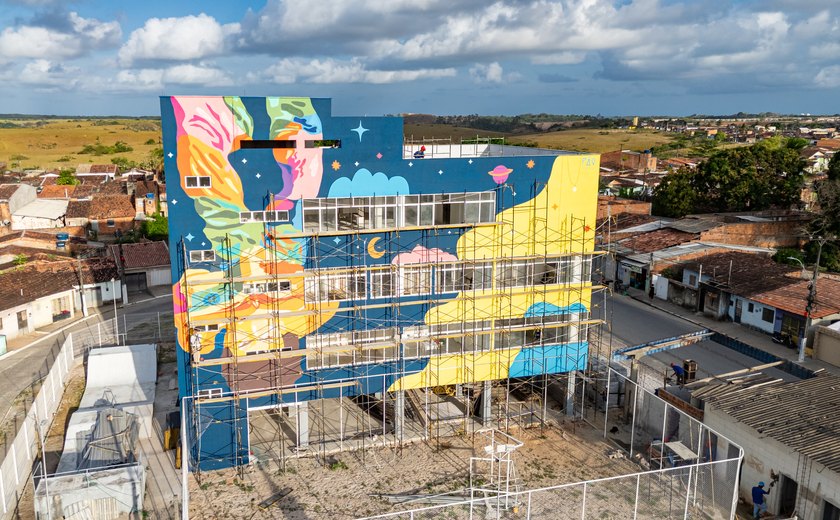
[305, 319, 586, 369]
[240, 210, 290, 223]
[301, 192, 497, 233]
[303, 256, 592, 303]
[185, 176, 212, 188]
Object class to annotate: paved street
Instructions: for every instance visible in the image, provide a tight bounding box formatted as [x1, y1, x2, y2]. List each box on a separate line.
[0, 294, 174, 433]
[592, 291, 703, 349]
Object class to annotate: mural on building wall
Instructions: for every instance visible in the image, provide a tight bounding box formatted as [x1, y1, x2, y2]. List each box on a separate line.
[162, 96, 599, 405]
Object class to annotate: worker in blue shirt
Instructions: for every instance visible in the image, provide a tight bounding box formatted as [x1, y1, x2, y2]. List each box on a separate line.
[752, 481, 773, 518]
[670, 362, 686, 385]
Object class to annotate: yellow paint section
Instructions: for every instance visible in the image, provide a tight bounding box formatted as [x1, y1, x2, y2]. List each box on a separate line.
[388, 348, 521, 391]
[389, 154, 600, 390]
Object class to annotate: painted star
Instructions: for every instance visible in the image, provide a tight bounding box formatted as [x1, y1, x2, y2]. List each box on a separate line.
[552, 204, 559, 210]
[242, 158, 248, 164]
[354, 161, 359, 167]
[351, 121, 369, 141]
[331, 160, 341, 171]
[584, 225, 592, 232]
[333, 237, 341, 244]
[438, 169, 443, 175]
[167, 152, 173, 158]
[255, 173, 261, 179]
[468, 159, 473, 165]
[185, 233, 194, 241]
[408, 162, 413, 167]
[526, 160, 535, 169]
[171, 199, 177, 205]
[376, 153, 382, 159]
[201, 242, 206, 246]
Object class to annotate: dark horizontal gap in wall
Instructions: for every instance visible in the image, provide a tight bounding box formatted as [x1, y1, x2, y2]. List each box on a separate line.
[240, 140, 296, 149]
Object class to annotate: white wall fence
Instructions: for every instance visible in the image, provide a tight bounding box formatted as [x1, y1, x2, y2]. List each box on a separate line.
[0, 333, 75, 518]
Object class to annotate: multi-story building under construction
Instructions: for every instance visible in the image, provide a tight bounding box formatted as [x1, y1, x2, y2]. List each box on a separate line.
[161, 96, 600, 471]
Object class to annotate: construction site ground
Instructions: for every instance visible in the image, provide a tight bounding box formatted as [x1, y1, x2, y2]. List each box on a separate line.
[187, 418, 642, 519]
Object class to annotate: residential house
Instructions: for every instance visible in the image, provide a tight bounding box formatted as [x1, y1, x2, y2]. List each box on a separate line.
[800, 146, 833, 174]
[0, 258, 122, 341]
[75, 164, 119, 179]
[65, 199, 91, 228]
[88, 195, 136, 239]
[812, 322, 840, 367]
[37, 184, 76, 199]
[0, 183, 37, 229]
[600, 150, 658, 173]
[130, 180, 160, 217]
[11, 199, 68, 230]
[110, 241, 171, 293]
[673, 251, 840, 344]
[704, 374, 840, 520]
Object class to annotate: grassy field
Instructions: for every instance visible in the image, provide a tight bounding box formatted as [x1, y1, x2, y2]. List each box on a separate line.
[0, 118, 160, 171]
[404, 123, 507, 141]
[508, 128, 674, 153]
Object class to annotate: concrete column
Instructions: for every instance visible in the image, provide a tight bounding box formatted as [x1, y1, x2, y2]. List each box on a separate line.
[394, 391, 405, 440]
[565, 372, 576, 417]
[481, 381, 492, 425]
[294, 402, 309, 449]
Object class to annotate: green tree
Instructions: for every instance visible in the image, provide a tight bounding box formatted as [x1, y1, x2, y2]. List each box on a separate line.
[13, 254, 27, 266]
[827, 152, 840, 182]
[652, 168, 697, 218]
[56, 169, 79, 185]
[141, 213, 168, 241]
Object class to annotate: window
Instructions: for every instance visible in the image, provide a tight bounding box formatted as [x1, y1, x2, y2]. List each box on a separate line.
[301, 191, 495, 233]
[243, 280, 292, 296]
[304, 269, 366, 302]
[748, 302, 755, 313]
[761, 308, 774, 323]
[435, 261, 492, 293]
[306, 327, 398, 368]
[370, 269, 396, 299]
[185, 176, 211, 188]
[240, 210, 290, 223]
[189, 250, 216, 263]
[106, 219, 115, 227]
[399, 265, 431, 296]
[240, 140, 296, 149]
[193, 324, 220, 332]
[688, 274, 697, 286]
[197, 388, 223, 399]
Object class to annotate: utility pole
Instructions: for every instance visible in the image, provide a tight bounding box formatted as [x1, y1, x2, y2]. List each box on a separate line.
[800, 237, 826, 363]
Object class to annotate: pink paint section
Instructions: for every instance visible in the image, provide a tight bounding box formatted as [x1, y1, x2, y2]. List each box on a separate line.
[172, 281, 188, 314]
[286, 135, 325, 200]
[392, 245, 458, 265]
[172, 96, 245, 154]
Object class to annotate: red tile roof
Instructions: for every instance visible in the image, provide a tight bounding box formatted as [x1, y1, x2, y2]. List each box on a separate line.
[0, 258, 118, 312]
[88, 195, 135, 219]
[110, 241, 170, 269]
[620, 228, 697, 253]
[37, 184, 76, 199]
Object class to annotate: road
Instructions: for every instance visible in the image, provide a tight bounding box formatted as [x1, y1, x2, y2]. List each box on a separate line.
[0, 294, 174, 436]
[592, 292, 703, 349]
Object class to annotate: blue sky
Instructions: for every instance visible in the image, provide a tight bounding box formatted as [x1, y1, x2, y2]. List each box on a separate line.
[0, 0, 838, 117]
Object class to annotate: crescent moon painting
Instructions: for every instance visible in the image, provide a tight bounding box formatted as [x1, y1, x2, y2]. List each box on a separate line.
[367, 237, 386, 259]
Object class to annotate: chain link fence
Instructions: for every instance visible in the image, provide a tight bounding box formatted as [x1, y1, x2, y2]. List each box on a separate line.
[357, 366, 743, 520]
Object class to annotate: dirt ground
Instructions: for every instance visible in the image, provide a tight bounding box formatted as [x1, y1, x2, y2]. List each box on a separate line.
[187, 420, 642, 520]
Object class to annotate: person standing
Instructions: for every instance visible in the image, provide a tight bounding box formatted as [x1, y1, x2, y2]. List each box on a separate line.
[752, 481, 773, 519]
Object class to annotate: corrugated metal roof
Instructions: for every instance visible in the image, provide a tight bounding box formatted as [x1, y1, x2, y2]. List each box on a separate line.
[707, 374, 840, 473]
[12, 199, 68, 219]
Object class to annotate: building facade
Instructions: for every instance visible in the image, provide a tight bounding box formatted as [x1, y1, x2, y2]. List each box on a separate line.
[161, 96, 600, 470]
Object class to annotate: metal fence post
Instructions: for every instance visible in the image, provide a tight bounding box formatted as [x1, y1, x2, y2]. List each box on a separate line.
[581, 482, 587, 520]
[634, 473, 640, 519]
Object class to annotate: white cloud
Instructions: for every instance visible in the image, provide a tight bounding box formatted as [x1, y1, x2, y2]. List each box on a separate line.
[815, 66, 840, 88]
[19, 59, 79, 88]
[469, 62, 503, 83]
[251, 58, 456, 84]
[119, 13, 239, 65]
[106, 64, 233, 92]
[0, 12, 120, 59]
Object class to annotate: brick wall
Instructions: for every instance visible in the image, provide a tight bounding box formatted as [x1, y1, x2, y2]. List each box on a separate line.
[699, 221, 804, 248]
[597, 196, 652, 219]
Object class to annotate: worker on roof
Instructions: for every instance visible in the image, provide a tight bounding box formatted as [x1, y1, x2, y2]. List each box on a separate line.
[751, 480, 773, 519]
[670, 362, 686, 385]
